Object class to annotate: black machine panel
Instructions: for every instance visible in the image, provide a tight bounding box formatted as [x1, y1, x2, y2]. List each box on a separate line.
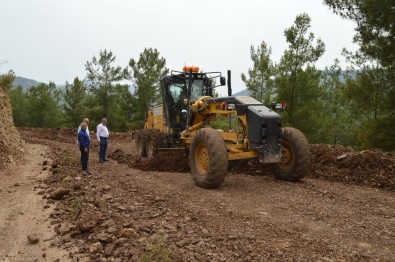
[246, 105, 282, 157]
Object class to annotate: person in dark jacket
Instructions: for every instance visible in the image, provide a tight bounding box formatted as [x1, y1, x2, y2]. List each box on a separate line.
[78, 122, 90, 173]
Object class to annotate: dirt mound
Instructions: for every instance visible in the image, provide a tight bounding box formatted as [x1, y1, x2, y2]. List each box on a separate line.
[311, 144, 395, 190]
[18, 127, 78, 144]
[109, 148, 190, 173]
[229, 144, 394, 191]
[108, 141, 395, 191]
[0, 85, 24, 169]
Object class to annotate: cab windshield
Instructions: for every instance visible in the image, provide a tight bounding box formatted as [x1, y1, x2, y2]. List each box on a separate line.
[168, 79, 205, 102]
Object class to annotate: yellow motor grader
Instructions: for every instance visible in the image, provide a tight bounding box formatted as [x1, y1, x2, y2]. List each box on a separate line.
[136, 66, 311, 188]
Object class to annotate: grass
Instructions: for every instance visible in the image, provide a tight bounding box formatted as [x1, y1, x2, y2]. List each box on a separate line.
[70, 197, 83, 220]
[63, 154, 76, 165]
[140, 234, 172, 262]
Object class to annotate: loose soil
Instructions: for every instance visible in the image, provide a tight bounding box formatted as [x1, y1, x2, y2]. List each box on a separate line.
[0, 85, 24, 170]
[5, 127, 392, 261]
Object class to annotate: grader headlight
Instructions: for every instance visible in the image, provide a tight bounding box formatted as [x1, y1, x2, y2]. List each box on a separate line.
[227, 103, 236, 110]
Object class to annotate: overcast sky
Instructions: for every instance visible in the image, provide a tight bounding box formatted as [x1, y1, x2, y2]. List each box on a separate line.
[0, 0, 358, 95]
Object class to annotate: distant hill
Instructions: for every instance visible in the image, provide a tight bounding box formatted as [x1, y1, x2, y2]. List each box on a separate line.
[12, 77, 41, 91]
[12, 76, 135, 94]
[12, 77, 67, 92]
[232, 89, 250, 96]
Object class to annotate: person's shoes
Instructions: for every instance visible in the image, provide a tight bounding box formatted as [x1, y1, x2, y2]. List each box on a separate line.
[99, 160, 104, 163]
[103, 159, 108, 162]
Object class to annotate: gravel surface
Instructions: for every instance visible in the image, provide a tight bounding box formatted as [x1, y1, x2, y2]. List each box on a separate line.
[15, 128, 395, 261]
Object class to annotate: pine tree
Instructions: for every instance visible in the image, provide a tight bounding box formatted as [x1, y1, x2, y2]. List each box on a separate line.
[241, 42, 274, 103]
[63, 77, 87, 126]
[325, 0, 395, 150]
[276, 13, 326, 141]
[85, 49, 129, 121]
[129, 48, 168, 125]
[28, 82, 62, 128]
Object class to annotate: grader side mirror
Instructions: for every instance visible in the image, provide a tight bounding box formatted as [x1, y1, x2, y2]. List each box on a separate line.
[220, 76, 226, 86]
[181, 109, 187, 119]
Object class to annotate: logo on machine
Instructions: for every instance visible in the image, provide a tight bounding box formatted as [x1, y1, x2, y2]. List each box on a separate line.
[153, 106, 163, 116]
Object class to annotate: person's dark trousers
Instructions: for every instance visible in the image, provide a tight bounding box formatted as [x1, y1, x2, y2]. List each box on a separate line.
[99, 137, 108, 162]
[80, 147, 89, 171]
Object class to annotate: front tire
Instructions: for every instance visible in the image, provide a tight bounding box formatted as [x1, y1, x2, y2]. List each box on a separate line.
[272, 127, 311, 181]
[189, 128, 228, 189]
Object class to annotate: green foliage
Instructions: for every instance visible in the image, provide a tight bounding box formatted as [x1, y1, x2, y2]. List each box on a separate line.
[276, 13, 326, 142]
[316, 61, 356, 146]
[8, 85, 30, 127]
[27, 82, 63, 128]
[85, 49, 129, 120]
[241, 42, 274, 103]
[63, 77, 87, 126]
[7, 73, 62, 128]
[139, 234, 171, 262]
[129, 48, 169, 126]
[342, 51, 394, 149]
[326, 0, 395, 150]
[0, 70, 16, 89]
[325, 0, 395, 68]
[109, 84, 137, 131]
[70, 197, 83, 220]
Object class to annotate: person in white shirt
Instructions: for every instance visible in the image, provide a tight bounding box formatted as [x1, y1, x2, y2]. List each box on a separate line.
[77, 118, 90, 144]
[96, 118, 109, 163]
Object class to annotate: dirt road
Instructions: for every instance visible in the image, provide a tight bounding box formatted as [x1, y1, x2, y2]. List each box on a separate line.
[2, 128, 394, 261]
[0, 144, 69, 261]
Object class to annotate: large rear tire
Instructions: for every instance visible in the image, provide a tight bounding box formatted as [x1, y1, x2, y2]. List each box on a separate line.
[146, 131, 166, 158]
[136, 131, 147, 157]
[272, 127, 311, 181]
[189, 128, 228, 189]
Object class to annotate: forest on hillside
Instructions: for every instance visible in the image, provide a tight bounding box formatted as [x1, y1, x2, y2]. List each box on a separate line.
[1, 1, 394, 151]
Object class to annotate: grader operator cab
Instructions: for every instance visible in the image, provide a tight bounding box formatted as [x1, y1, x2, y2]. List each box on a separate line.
[136, 66, 311, 189]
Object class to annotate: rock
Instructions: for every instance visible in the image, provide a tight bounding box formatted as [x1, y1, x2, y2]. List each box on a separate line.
[42, 160, 48, 166]
[120, 228, 139, 238]
[77, 211, 102, 232]
[96, 233, 112, 243]
[102, 219, 116, 228]
[257, 211, 268, 216]
[89, 242, 103, 253]
[150, 213, 160, 218]
[50, 188, 70, 200]
[62, 176, 74, 183]
[27, 234, 39, 244]
[176, 240, 188, 247]
[117, 205, 127, 211]
[106, 226, 118, 234]
[58, 227, 71, 236]
[102, 185, 111, 191]
[104, 244, 115, 256]
[336, 153, 348, 160]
